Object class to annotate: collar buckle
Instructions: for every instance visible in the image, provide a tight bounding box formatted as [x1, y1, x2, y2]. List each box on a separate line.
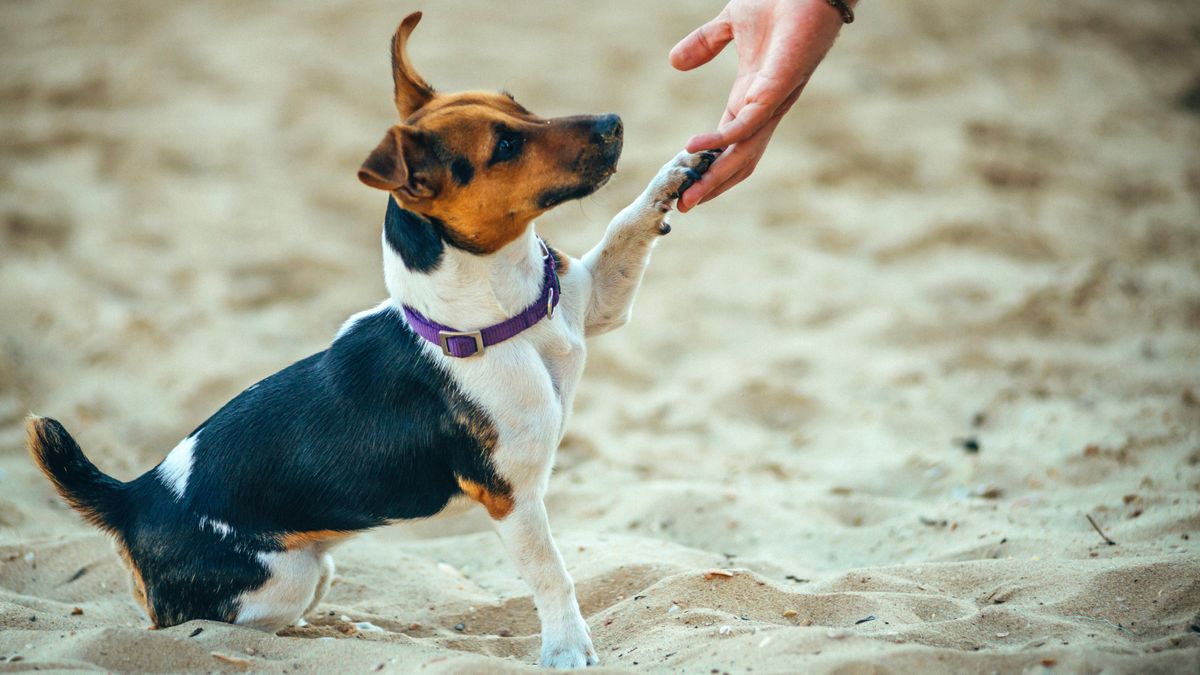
[438, 330, 484, 357]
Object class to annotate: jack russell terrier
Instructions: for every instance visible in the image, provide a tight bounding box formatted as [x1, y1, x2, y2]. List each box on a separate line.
[28, 11, 714, 668]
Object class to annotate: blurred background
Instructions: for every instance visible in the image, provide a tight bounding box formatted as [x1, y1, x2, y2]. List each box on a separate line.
[1, 1, 1198, 672]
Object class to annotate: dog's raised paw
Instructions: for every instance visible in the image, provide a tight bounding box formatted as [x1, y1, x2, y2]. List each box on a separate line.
[675, 150, 719, 197]
[675, 168, 703, 198]
[646, 150, 718, 215]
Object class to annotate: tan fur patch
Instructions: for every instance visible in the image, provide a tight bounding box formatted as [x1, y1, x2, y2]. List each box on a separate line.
[456, 477, 515, 520]
[115, 541, 157, 627]
[277, 530, 352, 551]
[547, 245, 570, 274]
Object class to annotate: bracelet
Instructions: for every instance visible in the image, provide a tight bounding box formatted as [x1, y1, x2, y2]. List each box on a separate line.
[825, 0, 855, 24]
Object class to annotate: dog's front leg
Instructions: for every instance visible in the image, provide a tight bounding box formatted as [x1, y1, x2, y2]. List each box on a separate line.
[493, 497, 596, 668]
[581, 150, 716, 336]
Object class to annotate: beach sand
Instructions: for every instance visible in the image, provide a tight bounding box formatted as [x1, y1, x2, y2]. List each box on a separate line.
[1, 0, 1198, 672]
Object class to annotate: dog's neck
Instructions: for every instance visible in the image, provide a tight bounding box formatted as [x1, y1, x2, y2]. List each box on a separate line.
[382, 204, 544, 331]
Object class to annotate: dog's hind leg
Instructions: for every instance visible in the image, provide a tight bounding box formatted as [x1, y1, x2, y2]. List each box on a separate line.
[303, 553, 335, 618]
[233, 548, 323, 633]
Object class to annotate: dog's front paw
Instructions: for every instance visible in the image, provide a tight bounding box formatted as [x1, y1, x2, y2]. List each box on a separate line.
[540, 626, 598, 668]
[643, 150, 719, 228]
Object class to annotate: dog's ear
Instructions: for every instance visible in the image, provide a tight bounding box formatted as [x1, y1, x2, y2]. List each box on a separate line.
[358, 125, 440, 201]
[391, 12, 434, 118]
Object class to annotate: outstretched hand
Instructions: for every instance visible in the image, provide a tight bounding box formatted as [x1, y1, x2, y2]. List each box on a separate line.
[670, 0, 851, 211]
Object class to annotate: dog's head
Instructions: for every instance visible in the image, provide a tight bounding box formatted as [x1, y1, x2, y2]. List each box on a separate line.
[358, 12, 623, 254]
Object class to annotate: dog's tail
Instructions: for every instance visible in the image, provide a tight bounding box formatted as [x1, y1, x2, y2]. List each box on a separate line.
[27, 415, 128, 533]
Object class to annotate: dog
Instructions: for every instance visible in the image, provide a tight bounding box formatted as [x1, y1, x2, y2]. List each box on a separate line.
[27, 11, 713, 668]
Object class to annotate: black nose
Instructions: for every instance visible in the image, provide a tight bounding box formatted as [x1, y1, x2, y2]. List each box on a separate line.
[593, 114, 622, 140]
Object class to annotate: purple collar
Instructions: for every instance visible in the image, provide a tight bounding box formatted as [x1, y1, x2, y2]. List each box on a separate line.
[401, 239, 561, 358]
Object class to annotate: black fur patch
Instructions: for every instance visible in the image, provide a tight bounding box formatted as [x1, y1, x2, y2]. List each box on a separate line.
[122, 499, 273, 626]
[385, 197, 444, 272]
[449, 156, 474, 186]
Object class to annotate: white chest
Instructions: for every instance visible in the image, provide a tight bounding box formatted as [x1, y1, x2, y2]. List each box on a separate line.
[427, 316, 585, 489]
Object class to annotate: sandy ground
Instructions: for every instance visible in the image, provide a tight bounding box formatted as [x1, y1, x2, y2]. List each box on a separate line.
[2, 0, 1199, 672]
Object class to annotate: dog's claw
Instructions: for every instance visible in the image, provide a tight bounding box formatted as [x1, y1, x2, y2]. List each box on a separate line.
[675, 168, 702, 198]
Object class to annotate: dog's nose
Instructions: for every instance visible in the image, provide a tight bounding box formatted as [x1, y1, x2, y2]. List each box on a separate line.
[592, 114, 622, 141]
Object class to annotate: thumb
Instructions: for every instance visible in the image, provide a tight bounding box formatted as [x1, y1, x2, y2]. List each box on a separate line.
[669, 14, 732, 71]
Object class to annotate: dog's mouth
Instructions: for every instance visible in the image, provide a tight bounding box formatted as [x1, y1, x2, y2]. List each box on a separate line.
[536, 158, 619, 209]
[536, 175, 612, 210]
[537, 131, 622, 210]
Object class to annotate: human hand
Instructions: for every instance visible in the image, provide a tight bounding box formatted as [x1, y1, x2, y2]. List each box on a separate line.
[669, 0, 852, 211]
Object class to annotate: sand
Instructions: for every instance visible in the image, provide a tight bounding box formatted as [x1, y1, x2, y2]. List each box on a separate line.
[2, 0, 1199, 672]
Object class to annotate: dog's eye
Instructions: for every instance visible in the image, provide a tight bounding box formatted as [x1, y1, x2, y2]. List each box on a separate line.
[490, 133, 523, 165]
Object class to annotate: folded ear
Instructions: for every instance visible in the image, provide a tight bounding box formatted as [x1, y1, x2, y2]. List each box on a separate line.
[392, 12, 434, 118]
[357, 125, 440, 201]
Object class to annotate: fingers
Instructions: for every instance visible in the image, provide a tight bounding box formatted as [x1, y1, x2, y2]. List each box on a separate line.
[684, 71, 755, 153]
[678, 118, 778, 211]
[677, 144, 752, 212]
[695, 163, 756, 207]
[669, 14, 733, 71]
[678, 152, 755, 212]
[687, 80, 804, 153]
[685, 100, 768, 153]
